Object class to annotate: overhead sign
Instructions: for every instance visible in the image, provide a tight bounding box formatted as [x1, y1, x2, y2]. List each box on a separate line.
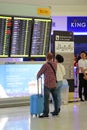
[67, 17, 87, 32]
[37, 8, 50, 16]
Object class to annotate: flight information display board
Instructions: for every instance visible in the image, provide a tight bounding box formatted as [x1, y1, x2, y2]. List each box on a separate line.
[31, 18, 52, 57]
[10, 17, 33, 57]
[0, 16, 12, 57]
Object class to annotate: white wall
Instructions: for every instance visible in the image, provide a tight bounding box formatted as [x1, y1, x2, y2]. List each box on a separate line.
[0, 0, 87, 6]
[51, 5, 87, 16]
[0, 0, 87, 16]
[51, 16, 67, 34]
[0, 3, 50, 17]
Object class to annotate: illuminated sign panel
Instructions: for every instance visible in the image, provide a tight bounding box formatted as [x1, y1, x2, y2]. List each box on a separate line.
[67, 17, 87, 32]
[0, 16, 12, 57]
[0, 63, 43, 98]
[37, 8, 50, 16]
[31, 18, 52, 57]
[10, 17, 33, 57]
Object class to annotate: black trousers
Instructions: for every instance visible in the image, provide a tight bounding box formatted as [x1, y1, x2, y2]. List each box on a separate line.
[79, 73, 87, 100]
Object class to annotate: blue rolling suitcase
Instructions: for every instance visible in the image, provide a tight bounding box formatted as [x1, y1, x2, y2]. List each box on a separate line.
[30, 77, 44, 116]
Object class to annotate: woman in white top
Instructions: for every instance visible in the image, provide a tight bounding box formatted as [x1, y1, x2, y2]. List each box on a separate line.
[56, 54, 66, 114]
[78, 51, 87, 101]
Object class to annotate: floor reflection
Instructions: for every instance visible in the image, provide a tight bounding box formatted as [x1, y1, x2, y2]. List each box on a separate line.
[0, 107, 30, 130]
[0, 102, 87, 130]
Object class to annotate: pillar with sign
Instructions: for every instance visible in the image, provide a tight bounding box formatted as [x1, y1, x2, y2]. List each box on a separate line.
[53, 31, 74, 102]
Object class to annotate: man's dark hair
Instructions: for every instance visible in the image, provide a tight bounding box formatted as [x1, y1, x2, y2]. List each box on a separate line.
[80, 51, 87, 55]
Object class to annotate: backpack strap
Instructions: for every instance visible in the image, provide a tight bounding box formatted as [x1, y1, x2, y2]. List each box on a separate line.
[48, 62, 56, 79]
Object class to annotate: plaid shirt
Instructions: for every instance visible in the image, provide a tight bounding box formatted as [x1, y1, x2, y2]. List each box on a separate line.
[37, 61, 57, 88]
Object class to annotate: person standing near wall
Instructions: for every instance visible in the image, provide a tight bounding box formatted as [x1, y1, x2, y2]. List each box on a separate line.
[37, 52, 58, 118]
[78, 51, 87, 101]
[54, 54, 66, 114]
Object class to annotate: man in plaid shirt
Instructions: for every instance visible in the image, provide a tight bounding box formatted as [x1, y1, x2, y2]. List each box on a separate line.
[37, 52, 58, 118]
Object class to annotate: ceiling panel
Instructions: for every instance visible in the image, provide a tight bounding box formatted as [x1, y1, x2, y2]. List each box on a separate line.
[0, 0, 87, 6]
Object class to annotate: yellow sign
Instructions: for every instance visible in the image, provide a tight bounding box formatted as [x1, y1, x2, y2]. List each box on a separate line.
[37, 8, 50, 16]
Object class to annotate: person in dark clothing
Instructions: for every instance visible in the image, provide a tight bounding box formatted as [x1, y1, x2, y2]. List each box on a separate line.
[78, 51, 87, 101]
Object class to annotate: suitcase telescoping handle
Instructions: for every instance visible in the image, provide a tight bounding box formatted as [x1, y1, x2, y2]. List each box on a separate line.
[37, 77, 43, 96]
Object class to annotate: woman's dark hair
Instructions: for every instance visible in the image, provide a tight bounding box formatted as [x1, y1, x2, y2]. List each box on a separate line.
[56, 54, 64, 63]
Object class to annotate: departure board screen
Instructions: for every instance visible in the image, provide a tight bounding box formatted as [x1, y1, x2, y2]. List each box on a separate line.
[31, 18, 52, 57]
[10, 17, 33, 57]
[0, 16, 12, 57]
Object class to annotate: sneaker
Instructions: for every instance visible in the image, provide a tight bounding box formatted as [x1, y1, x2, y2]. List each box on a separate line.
[39, 113, 49, 118]
[80, 99, 84, 102]
[51, 108, 60, 116]
[84, 98, 87, 101]
[51, 111, 58, 116]
[58, 108, 60, 113]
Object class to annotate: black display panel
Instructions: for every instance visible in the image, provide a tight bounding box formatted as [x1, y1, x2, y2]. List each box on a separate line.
[74, 35, 87, 55]
[30, 18, 52, 57]
[0, 16, 12, 57]
[10, 17, 33, 57]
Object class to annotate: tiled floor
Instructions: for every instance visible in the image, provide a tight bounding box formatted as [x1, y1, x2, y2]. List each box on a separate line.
[0, 102, 87, 130]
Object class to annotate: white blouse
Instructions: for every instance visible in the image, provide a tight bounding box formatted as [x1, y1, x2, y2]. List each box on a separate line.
[56, 63, 66, 81]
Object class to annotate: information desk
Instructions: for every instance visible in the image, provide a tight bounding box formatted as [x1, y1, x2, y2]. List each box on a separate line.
[0, 61, 45, 107]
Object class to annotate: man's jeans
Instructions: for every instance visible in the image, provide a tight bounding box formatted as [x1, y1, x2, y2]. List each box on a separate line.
[43, 86, 58, 115]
